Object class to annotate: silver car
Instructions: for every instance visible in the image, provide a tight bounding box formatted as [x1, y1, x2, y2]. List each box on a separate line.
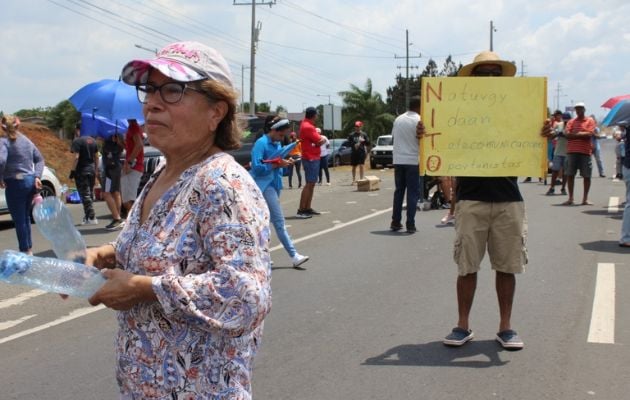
[0, 166, 63, 215]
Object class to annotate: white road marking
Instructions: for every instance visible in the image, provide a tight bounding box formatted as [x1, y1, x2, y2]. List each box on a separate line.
[608, 196, 620, 213]
[0, 305, 106, 345]
[346, 201, 358, 204]
[0, 289, 46, 310]
[270, 207, 392, 252]
[2, 207, 393, 344]
[0, 314, 37, 331]
[587, 263, 615, 344]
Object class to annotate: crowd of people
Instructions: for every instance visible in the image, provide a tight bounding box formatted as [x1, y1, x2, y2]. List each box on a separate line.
[3, 42, 630, 399]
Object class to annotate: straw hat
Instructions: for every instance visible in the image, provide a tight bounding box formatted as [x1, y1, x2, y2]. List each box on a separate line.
[458, 51, 517, 77]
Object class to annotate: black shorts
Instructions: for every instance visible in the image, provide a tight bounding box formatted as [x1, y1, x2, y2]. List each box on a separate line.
[351, 151, 366, 166]
[565, 153, 592, 178]
[104, 166, 121, 193]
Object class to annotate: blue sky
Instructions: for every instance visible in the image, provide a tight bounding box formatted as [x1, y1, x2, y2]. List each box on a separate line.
[2, 0, 629, 120]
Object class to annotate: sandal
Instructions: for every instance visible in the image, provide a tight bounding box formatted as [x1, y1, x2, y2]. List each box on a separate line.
[581, 201, 594, 206]
[561, 200, 574, 206]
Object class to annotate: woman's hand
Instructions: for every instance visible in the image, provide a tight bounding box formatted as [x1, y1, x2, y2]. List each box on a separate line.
[86, 244, 116, 270]
[277, 158, 294, 168]
[88, 269, 156, 311]
[34, 177, 42, 190]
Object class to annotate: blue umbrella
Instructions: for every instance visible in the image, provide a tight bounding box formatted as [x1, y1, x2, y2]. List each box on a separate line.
[602, 99, 630, 126]
[69, 79, 144, 122]
[80, 113, 128, 139]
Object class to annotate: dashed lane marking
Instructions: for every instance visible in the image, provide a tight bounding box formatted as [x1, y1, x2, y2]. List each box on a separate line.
[608, 196, 620, 213]
[0, 305, 106, 345]
[0, 289, 46, 310]
[0, 314, 37, 331]
[587, 263, 615, 344]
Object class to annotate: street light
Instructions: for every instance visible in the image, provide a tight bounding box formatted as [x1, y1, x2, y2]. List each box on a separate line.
[134, 44, 158, 54]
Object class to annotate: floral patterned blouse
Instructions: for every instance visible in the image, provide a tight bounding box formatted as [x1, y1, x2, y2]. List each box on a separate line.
[113, 152, 271, 399]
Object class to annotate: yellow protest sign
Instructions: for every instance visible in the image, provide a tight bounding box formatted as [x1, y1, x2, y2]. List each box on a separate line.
[420, 77, 547, 177]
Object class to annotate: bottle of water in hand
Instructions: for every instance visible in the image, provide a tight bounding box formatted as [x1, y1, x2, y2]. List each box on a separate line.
[0, 250, 105, 298]
[33, 197, 87, 263]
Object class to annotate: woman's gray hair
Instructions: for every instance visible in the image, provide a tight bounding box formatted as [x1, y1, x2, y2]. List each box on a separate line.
[198, 79, 242, 151]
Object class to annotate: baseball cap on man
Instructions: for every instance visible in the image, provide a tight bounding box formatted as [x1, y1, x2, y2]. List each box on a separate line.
[354, 121, 363, 127]
[458, 50, 517, 77]
[121, 41, 233, 88]
[574, 101, 586, 108]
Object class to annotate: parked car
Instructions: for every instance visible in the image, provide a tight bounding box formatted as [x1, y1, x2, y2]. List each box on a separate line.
[370, 134, 393, 169]
[0, 166, 63, 215]
[328, 138, 352, 166]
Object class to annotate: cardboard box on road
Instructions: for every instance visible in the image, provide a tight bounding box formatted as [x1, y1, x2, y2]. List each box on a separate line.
[357, 176, 380, 191]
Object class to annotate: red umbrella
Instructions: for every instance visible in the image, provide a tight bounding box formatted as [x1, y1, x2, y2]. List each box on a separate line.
[601, 94, 630, 109]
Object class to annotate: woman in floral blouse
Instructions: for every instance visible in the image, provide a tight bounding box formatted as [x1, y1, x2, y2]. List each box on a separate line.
[86, 41, 272, 399]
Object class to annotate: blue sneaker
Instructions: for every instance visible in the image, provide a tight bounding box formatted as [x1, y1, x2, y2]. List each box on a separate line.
[443, 327, 474, 347]
[496, 329, 524, 350]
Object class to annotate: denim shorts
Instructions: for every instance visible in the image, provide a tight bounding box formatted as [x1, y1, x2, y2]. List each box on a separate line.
[302, 159, 320, 183]
[551, 155, 567, 172]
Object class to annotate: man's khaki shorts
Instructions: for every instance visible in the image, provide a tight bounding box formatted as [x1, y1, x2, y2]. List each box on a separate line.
[453, 200, 528, 276]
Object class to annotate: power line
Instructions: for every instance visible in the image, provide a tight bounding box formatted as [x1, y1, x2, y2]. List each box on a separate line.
[280, 0, 404, 48]
[258, 6, 398, 55]
[46, 0, 163, 49]
[260, 40, 396, 58]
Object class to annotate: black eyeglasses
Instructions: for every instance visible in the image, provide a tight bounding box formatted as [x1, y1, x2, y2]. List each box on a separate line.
[136, 82, 206, 104]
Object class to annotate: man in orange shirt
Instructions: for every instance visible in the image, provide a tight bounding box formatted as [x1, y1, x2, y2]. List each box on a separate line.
[563, 102, 595, 206]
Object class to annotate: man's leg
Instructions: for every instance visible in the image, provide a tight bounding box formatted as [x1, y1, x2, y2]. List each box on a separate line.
[496, 271, 515, 332]
[456, 273, 477, 330]
[299, 183, 315, 210]
[351, 165, 357, 182]
[582, 177, 591, 204]
[391, 165, 405, 226]
[405, 165, 419, 229]
[566, 175, 575, 202]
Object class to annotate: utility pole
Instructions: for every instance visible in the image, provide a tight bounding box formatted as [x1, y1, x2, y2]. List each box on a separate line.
[394, 29, 421, 110]
[241, 65, 250, 112]
[490, 20, 497, 51]
[233, 0, 276, 115]
[520, 60, 527, 77]
[554, 82, 567, 111]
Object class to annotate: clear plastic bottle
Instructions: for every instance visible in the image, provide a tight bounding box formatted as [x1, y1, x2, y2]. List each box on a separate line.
[33, 197, 87, 263]
[0, 250, 105, 298]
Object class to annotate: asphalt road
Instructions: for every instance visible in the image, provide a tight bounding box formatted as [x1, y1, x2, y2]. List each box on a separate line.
[0, 141, 628, 400]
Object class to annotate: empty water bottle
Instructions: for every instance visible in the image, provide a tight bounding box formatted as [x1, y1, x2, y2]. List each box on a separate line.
[0, 250, 105, 298]
[33, 197, 87, 263]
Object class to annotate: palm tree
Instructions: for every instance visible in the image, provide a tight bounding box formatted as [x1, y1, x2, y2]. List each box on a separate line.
[338, 79, 395, 143]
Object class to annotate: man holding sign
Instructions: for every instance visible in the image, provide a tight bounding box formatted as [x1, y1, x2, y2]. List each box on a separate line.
[418, 51, 551, 350]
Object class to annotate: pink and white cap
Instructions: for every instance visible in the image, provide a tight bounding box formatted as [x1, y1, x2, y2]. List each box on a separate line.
[121, 41, 233, 88]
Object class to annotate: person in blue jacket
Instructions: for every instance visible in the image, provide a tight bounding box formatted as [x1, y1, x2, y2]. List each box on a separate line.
[250, 116, 310, 268]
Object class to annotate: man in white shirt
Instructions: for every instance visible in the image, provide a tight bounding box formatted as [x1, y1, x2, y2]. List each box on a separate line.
[390, 96, 421, 233]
